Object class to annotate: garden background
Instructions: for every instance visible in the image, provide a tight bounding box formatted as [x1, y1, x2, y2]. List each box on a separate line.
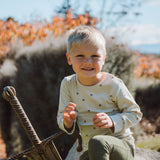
[0, 0, 160, 159]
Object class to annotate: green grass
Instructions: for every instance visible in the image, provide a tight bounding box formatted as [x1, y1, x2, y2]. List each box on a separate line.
[137, 136, 160, 151]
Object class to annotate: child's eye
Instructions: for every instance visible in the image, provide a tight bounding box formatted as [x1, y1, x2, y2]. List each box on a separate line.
[76, 55, 84, 57]
[92, 55, 100, 58]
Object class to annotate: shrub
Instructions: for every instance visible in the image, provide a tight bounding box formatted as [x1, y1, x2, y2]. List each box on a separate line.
[135, 83, 160, 134]
[103, 37, 136, 94]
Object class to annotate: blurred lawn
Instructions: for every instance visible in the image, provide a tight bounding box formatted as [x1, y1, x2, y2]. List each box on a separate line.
[137, 136, 160, 151]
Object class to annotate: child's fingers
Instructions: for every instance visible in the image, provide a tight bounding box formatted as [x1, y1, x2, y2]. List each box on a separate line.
[70, 111, 77, 120]
[93, 112, 106, 120]
[63, 110, 77, 120]
[94, 119, 108, 126]
[68, 102, 76, 108]
[63, 102, 77, 123]
[63, 112, 70, 118]
[64, 102, 76, 111]
[93, 116, 106, 122]
[99, 124, 111, 128]
[94, 119, 112, 129]
[93, 113, 114, 129]
[93, 113, 107, 123]
[63, 112, 73, 124]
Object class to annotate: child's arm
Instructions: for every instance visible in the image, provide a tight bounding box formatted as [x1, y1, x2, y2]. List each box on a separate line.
[93, 79, 142, 134]
[57, 77, 77, 134]
[109, 80, 142, 134]
[63, 102, 77, 131]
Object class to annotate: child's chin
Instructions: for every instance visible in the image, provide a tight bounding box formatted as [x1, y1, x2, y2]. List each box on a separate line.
[81, 74, 96, 79]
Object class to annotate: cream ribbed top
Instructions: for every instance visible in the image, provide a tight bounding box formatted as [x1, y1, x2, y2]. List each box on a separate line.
[57, 73, 142, 151]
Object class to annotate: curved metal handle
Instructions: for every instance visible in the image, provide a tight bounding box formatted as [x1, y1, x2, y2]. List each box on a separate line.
[2, 86, 16, 102]
[2, 86, 41, 146]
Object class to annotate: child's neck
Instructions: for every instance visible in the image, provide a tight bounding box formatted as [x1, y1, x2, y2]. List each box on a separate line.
[77, 72, 106, 86]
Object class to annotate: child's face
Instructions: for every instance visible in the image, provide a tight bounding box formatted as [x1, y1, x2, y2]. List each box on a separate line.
[66, 41, 106, 85]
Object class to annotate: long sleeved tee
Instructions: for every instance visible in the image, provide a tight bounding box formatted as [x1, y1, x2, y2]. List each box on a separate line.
[57, 73, 142, 151]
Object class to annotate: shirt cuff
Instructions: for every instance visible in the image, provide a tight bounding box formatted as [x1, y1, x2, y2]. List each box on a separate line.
[110, 114, 123, 134]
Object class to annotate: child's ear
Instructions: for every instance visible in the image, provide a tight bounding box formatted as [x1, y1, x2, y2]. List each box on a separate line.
[66, 53, 72, 65]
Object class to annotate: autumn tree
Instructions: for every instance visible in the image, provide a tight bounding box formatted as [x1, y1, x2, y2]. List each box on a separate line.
[56, 0, 141, 28]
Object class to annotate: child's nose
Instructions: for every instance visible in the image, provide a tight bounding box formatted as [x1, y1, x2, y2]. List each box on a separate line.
[84, 58, 92, 64]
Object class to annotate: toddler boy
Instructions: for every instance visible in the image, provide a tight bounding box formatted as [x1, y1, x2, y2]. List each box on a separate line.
[57, 26, 142, 160]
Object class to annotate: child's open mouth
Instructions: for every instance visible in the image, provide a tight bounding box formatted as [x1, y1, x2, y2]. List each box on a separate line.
[82, 68, 94, 71]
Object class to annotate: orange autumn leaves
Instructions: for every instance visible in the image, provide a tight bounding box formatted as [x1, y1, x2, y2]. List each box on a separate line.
[135, 54, 160, 79]
[0, 9, 97, 55]
[0, 9, 160, 79]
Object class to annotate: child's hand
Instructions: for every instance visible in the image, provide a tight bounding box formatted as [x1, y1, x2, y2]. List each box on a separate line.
[93, 112, 114, 130]
[63, 102, 77, 130]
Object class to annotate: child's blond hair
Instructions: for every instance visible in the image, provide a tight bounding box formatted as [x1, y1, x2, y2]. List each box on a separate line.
[67, 26, 106, 54]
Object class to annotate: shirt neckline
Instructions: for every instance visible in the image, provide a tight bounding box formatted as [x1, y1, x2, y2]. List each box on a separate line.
[76, 73, 108, 88]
